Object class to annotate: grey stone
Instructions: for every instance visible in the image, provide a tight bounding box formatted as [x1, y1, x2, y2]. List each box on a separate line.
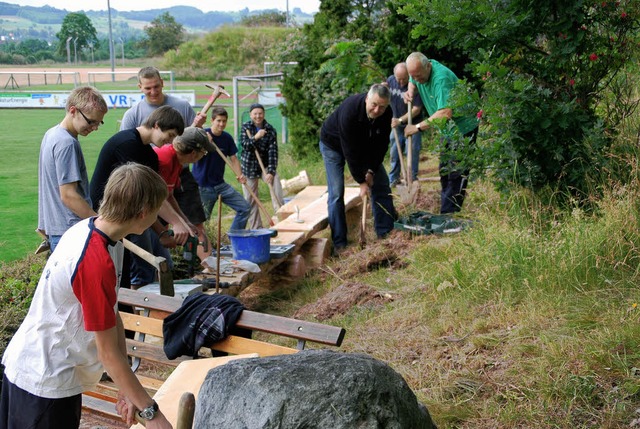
[194, 349, 436, 429]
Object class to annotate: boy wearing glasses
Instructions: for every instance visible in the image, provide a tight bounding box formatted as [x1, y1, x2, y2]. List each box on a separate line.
[38, 86, 108, 252]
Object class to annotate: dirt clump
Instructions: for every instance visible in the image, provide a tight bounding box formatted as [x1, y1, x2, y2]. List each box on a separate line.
[294, 282, 392, 321]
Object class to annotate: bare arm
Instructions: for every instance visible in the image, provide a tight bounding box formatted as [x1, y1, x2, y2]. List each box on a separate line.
[95, 320, 172, 428]
[59, 182, 96, 219]
[230, 155, 246, 184]
[157, 199, 195, 245]
[405, 108, 453, 137]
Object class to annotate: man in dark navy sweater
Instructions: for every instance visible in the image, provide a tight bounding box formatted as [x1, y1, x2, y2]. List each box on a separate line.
[320, 84, 397, 252]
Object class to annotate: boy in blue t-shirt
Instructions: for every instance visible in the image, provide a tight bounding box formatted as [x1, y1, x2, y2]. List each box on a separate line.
[192, 106, 250, 232]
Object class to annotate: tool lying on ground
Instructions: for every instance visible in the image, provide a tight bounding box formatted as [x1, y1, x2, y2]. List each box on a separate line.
[209, 140, 275, 227]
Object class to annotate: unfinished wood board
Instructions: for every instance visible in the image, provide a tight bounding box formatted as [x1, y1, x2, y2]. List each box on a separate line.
[276, 186, 328, 220]
[270, 231, 305, 247]
[129, 354, 259, 429]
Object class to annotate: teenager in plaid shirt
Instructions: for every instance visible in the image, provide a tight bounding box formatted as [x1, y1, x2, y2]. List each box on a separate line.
[239, 103, 284, 229]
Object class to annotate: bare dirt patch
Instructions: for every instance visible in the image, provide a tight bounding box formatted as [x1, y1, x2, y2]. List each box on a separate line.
[294, 282, 392, 321]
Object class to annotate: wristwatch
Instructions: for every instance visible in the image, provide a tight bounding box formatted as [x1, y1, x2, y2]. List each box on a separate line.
[398, 117, 404, 125]
[416, 122, 423, 131]
[138, 401, 159, 421]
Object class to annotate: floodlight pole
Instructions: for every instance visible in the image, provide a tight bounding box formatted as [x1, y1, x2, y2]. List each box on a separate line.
[107, 0, 115, 82]
[66, 36, 72, 63]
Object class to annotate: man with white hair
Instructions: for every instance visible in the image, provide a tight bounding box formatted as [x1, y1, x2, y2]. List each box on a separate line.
[403, 52, 478, 214]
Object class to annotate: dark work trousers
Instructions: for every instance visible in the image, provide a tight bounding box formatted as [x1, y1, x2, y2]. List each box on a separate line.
[440, 127, 478, 214]
[0, 373, 81, 429]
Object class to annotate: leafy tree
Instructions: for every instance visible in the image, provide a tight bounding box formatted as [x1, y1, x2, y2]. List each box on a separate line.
[275, 0, 391, 158]
[144, 12, 184, 57]
[397, 0, 640, 198]
[55, 12, 98, 59]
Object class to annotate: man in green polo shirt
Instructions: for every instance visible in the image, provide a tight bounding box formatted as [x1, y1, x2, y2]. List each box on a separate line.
[403, 51, 478, 214]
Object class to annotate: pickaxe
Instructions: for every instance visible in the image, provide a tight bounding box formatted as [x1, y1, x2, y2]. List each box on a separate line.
[200, 84, 230, 116]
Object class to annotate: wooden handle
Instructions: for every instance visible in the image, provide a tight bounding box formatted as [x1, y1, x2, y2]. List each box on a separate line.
[359, 194, 367, 247]
[406, 101, 413, 186]
[392, 127, 408, 184]
[210, 140, 275, 227]
[176, 392, 196, 429]
[254, 149, 282, 210]
[216, 194, 222, 294]
[200, 92, 221, 116]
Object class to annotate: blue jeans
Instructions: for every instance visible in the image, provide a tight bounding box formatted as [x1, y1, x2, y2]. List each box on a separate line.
[49, 235, 62, 253]
[389, 125, 422, 183]
[127, 228, 173, 287]
[200, 183, 251, 231]
[320, 141, 397, 249]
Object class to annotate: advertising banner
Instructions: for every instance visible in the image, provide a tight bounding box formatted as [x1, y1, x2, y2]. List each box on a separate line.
[0, 91, 196, 108]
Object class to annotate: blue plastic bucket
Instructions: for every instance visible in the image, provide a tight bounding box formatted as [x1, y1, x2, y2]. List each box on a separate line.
[227, 229, 274, 264]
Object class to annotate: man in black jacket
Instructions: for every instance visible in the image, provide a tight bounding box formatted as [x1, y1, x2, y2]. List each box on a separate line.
[320, 84, 397, 252]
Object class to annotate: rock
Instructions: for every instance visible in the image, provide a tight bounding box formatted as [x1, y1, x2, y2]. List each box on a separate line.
[195, 349, 436, 428]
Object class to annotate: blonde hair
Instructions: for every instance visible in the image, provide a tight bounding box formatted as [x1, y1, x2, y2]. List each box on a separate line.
[66, 86, 108, 115]
[98, 163, 167, 223]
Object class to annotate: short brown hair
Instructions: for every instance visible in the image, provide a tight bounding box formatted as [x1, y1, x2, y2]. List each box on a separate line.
[98, 163, 167, 223]
[66, 86, 108, 115]
[138, 66, 162, 82]
[210, 106, 228, 120]
[142, 105, 185, 135]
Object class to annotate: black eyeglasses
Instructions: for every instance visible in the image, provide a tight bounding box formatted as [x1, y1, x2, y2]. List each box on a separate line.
[77, 108, 104, 127]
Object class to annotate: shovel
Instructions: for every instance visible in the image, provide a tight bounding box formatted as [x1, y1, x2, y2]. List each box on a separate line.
[403, 101, 421, 205]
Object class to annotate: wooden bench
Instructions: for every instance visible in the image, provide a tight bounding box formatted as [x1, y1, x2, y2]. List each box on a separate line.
[83, 288, 346, 422]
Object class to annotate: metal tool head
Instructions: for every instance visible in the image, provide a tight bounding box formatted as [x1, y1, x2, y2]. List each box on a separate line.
[204, 83, 231, 97]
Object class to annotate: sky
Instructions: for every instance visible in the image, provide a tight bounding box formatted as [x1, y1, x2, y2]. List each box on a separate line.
[16, 0, 320, 14]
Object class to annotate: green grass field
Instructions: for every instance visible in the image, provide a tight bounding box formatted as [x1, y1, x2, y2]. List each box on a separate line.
[0, 109, 124, 262]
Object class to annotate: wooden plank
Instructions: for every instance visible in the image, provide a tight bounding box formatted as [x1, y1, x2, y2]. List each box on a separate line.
[270, 230, 305, 246]
[82, 394, 119, 420]
[126, 339, 190, 366]
[214, 336, 298, 356]
[121, 312, 164, 337]
[236, 312, 346, 347]
[130, 355, 260, 429]
[276, 185, 328, 220]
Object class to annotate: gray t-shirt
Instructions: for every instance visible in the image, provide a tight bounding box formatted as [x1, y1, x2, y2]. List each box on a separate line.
[120, 93, 195, 129]
[37, 125, 91, 236]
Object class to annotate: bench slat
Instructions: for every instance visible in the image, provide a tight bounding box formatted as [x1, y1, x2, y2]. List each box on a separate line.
[214, 336, 297, 357]
[118, 288, 345, 347]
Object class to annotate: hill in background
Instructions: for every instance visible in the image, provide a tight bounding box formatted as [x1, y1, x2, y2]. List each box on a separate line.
[0, 1, 314, 43]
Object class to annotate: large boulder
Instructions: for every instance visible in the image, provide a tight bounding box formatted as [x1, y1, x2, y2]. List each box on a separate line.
[194, 349, 437, 428]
